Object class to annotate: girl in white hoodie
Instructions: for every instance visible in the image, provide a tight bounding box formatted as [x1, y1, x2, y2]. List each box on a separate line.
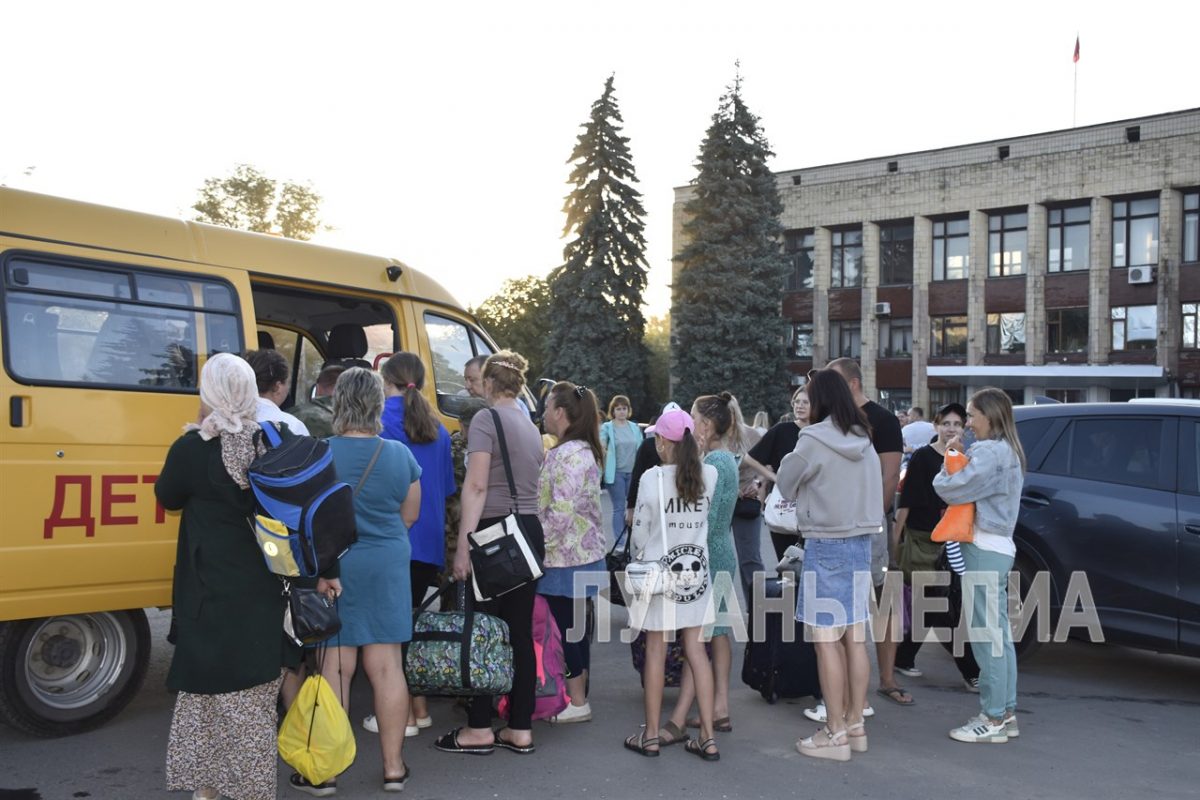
[776, 369, 882, 762]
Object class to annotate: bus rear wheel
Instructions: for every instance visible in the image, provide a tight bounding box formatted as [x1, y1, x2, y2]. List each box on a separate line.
[0, 609, 150, 737]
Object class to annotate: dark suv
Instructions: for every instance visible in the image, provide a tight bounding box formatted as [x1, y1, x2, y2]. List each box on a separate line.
[1013, 401, 1200, 658]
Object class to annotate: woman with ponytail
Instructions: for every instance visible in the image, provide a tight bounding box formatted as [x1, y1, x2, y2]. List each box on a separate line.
[377, 351, 456, 736]
[623, 408, 720, 762]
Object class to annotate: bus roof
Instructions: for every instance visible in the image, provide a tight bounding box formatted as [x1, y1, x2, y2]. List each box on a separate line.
[0, 187, 463, 310]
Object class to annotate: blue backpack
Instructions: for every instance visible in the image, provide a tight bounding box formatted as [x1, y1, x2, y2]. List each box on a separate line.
[248, 423, 361, 577]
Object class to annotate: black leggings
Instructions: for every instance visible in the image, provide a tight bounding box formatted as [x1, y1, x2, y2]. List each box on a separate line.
[466, 514, 543, 732]
[541, 594, 589, 679]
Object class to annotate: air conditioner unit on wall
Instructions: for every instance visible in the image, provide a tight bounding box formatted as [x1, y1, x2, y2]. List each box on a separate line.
[874, 301, 892, 316]
[1128, 267, 1155, 285]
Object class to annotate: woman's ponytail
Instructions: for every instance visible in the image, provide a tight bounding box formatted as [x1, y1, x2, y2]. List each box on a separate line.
[380, 352, 440, 444]
[674, 430, 705, 504]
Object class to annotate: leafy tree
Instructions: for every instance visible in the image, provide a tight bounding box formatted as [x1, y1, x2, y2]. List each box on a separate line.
[544, 76, 650, 413]
[473, 275, 552, 385]
[192, 164, 323, 240]
[671, 74, 790, 417]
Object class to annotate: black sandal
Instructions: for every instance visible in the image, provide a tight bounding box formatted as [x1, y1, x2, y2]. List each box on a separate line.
[685, 737, 721, 762]
[624, 731, 661, 757]
[494, 729, 536, 754]
[434, 727, 494, 755]
[659, 720, 687, 746]
[382, 765, 410, 792]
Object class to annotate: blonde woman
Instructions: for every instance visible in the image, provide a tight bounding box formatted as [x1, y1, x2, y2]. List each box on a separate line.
[933, 387, 1026, 744]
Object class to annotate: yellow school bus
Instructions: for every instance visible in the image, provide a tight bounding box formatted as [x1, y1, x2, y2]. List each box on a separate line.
[0, 187, 505, 736]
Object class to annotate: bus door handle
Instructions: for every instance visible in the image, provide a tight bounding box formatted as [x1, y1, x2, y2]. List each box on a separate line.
[9, 395, 25, 427]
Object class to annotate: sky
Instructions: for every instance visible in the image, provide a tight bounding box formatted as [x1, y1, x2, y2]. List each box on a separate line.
[2, 1, 1197, 316]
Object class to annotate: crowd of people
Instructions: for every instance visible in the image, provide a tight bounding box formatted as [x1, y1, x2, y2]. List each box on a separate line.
[158, 346, 1025, 799]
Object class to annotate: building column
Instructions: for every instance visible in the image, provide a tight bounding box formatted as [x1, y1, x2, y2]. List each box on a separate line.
[813, 227, 832, 367]
[1159, 188, 1182, 387]
[1026, 203, 1047, 367]
[1089, 197, 1112, 364]
[912, 216, 933, 412]
[967, 210, 989, 366]
[861, 222, 880, 397]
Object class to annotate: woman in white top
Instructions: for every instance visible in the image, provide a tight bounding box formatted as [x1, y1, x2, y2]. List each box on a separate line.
[623, 409, 720, 762]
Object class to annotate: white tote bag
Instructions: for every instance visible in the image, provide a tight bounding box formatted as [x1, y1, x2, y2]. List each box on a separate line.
[621, 468, 669, 598]
[763, 485, 800, 534]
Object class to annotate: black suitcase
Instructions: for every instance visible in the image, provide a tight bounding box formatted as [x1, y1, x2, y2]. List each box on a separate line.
[741, 576, 821, 703]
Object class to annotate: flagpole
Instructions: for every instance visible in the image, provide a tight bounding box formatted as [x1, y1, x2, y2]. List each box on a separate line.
[1072, 33, 1079, 127]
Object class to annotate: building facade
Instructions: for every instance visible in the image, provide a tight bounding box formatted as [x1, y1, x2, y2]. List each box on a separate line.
[672, 108, 1200, 411]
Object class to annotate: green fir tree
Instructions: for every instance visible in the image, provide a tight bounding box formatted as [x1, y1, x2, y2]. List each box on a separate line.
[545, 76, 650, 413]
[671, 74, 790, 417]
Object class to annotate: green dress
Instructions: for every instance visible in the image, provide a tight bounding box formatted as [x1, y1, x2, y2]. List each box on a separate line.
[704, 450, 739, 637]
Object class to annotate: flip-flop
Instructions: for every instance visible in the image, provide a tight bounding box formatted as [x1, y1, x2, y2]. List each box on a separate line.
[876, 686, 915, 706]
[659, 720, 687, 746]
[686, 716, 733, 732]
[494, 730, 536, 754]
[434, 727, 495, 755]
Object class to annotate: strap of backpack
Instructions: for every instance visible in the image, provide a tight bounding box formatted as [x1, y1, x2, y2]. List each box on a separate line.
[488, 408, 520, 513]
[260, 421, 283, 448]
[353, 439, 386, 497]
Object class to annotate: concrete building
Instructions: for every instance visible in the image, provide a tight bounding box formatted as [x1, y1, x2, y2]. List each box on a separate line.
[672, 108, 1200, 411]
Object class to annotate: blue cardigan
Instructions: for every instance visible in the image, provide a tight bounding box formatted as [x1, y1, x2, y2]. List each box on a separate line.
[600, 419, 644, 485]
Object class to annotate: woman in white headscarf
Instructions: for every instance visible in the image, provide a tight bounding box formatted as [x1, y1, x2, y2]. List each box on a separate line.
[156, 353, 307, 800]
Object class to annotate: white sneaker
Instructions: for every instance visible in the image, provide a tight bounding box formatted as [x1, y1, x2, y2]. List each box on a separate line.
[963, 677, 980, 693]
[549, 701, 592, 724]
[362, 714, 421, 737]
[802, 701, 875, 723]
[1004, 712, 1019, 738]
[894, 665, 923, 678]
[949, 714, 1008, 743]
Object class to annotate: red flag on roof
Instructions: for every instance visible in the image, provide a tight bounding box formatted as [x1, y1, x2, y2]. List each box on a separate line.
[1073, 36, 1080, 63]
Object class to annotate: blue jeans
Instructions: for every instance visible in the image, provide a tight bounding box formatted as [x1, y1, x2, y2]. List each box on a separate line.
[961, 543, 1018, 720]
[606, 471, 632, 540]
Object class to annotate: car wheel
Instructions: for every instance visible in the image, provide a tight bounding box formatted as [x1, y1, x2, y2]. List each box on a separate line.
[0, 610, 150, 737]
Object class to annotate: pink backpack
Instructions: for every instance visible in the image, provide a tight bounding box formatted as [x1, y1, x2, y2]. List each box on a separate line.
[499, 594, 569, 720]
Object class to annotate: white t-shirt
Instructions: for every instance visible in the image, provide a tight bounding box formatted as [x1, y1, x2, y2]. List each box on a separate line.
[256, 397, 311, 437]
[902, 420, 936, 451]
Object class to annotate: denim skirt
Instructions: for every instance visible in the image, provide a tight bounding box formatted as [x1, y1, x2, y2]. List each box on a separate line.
[795, 534, 873, 629]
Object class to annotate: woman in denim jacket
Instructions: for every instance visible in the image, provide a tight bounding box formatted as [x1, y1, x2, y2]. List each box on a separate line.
[933, 387, 1026, 744]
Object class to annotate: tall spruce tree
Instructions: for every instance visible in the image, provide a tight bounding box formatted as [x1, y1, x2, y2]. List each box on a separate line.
[545, 76, 650, 412]
[672, 75, 789, 417]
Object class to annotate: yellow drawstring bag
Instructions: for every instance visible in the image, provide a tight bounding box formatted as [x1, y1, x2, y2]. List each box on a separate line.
[931, 448, 976, 543]
[278, 673, 356, 785]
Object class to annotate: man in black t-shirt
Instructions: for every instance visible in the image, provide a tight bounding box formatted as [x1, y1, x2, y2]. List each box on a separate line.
[828, 358, 912, 706]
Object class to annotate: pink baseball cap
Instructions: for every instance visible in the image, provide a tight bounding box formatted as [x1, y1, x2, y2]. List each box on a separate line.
[645, 408, 694, 442]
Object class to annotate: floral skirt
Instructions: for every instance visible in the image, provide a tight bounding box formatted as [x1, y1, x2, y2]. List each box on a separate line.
[166, 674, 283, 800]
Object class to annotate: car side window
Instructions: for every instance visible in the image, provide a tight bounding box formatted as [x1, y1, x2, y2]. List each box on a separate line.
[2, 256, 241, 392]
[1054, 418, 1165, 490]
[1180, 421, 1200, 496]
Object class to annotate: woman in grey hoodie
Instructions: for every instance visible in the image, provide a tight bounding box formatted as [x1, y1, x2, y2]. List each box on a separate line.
[776, 370, 882, 762]
[933, 387, 1026, 745]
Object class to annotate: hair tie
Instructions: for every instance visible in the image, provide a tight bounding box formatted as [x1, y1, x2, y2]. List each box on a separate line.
[406, 383, 416, 389]
[574, 385, 588, 398]
[491, 360, 520, 372]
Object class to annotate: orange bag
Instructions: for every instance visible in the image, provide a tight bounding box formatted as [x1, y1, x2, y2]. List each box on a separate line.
[931, 449, 975, 543]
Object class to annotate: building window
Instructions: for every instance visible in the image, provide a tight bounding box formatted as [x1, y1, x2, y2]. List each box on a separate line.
[1046, 307, 1089, 353]
[790, 322, 814, 357]
[931, 315, 968, 357]
[831, 228, 863, 288]
[830, 321, 861, 358]
[1048, 204, 1091, 272]
[877, 389, 913, 414]
[1111, 305, 1158, 350]
[784, 229, 815, 290]
[879, 317, 913, 358]
[933, 216, 970, 280]
[1184, 191, 1199, 265]
[988, 211, 1027, 277]
[879, 221, 913, 285]
[1113, 196, 1159, 268]
[986, 312, 1026, 354]
[1046, 388, 1086, 404]
[929, 387, 965, 408]
[1184, 303, 1199, 349]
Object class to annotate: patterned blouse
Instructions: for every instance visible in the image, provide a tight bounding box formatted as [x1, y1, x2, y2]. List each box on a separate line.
[537, 439, 606, 568]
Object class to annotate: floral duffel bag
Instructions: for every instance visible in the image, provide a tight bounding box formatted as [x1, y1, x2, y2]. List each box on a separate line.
[405, 582, 513, 696]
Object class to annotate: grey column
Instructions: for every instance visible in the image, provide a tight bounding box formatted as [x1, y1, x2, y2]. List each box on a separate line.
[967, 210, 989, 367]
[1089, 197, 1112, 364]
[1159, 188, 1181, 387]
[912, 216, 933, 413]
[813, 227, 832, 367]
[862, 221, 880, 397]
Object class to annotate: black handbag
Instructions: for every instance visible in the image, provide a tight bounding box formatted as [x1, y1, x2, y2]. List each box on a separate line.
[468, 410, 544, 601]
[283, 582, 341, 646]
[605, 525, 633, 607]
[733, 496, 762, 520]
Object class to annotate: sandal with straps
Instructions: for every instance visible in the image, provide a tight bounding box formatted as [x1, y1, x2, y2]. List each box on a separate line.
[659, 720, 687, 746]
[624, 731, 661, 758]
[796, 726, 851, 762]
[846, 721, 868, 753]
[685, 737, 721, 762]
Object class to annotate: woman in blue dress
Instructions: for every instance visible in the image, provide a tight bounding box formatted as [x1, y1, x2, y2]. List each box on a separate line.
[294, 367, 422, 796]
